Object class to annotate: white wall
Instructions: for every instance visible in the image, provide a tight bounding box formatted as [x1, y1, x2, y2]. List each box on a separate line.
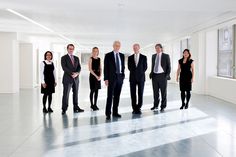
[19, 43, 37, 88]
[0, 32, 19, 93]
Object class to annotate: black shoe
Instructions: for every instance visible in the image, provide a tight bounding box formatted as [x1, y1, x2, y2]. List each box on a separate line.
[62, 110, 66, 115]
[94, 105, 99, 110]
[48, 107, 53, 113]
[180, 103, 185, 110]
[151, 106, 158, 110]
[160, 108, 165, 112]
[136, 110, 142, 114]
[43, 108, 48, 113]
[185, 104, 189, 109]
[112, 113, 122, 118]
[74, 107, 84, 113]
[106, 115, 111, 120]
[132, 110, 136, 114]
[90, 105, 96, 111]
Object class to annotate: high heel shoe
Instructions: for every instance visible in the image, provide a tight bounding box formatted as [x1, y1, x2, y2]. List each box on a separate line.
[48, 107, 53, 113]
[90, 105, 96, 111]
[94, 105, 99, 110]
[43, 108, 48, 113]
[185, 103, 189, 109]
[180, 103, 185, 110]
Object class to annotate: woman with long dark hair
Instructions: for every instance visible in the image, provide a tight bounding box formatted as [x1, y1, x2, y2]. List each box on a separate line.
[176, 49, 195, 109]
[88, 47, 102, 111]
[40, 51, 57, 113]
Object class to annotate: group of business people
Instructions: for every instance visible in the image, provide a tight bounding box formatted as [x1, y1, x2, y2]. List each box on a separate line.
[40, 41, 195, 120]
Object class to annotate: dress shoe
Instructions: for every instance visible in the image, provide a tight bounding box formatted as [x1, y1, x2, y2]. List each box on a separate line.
[160, 108, 165, 112]
[151, 106, 158, 110]
[136, 110, 142, 114]
[112, 113, 122, 118]
[106, 115, 111, 120]
[48, 107, 53, 113]
[43, 108, 48, 113]
[74, 107, 84, 113]
[62, 110, 66, 115]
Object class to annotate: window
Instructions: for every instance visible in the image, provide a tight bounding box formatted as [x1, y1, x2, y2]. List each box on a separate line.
[217, 25, 236, 78]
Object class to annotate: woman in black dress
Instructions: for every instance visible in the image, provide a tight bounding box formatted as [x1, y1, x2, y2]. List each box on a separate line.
[88, 47, 102, 111]
[40, 51, 57, 113]
[176, 49, 195, 109]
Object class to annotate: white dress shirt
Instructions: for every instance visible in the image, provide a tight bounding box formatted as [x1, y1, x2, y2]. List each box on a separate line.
[40, 60, 57, 84]
[154, 52, 164, 74]
[134, 53, 140, 66]
[113, 51, 122, 73]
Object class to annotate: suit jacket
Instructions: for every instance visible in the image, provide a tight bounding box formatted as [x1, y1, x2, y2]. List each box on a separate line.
[104, 51, 125, 82]
[128, 53, 147, 82]
[61, 54, 81, 84]
[149, 53, 171, 80]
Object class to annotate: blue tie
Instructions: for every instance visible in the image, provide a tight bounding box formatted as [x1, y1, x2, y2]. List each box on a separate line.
[116, 53, 120, 74]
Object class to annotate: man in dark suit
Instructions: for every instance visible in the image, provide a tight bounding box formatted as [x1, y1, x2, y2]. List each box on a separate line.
[61, 44, 84, 115]
[149, 43, 171, 112]
[128, 44, 147, 114]
[104, 41, 125, 120]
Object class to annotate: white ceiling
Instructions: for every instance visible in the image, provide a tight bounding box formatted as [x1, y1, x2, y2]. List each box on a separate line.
[1, 0, 236, 52]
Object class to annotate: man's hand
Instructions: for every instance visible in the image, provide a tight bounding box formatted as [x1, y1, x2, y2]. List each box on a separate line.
[105, 80, 109, 86]
[71, 72, 79, 78]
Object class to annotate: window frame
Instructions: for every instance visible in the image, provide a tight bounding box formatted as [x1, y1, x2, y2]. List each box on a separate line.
[217, 25, 236, 79]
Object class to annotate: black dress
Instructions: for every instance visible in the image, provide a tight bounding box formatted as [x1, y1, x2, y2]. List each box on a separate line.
[41, 61, 55, 94]
[89, 57, 101, 90]
[179, 58, 193, 91]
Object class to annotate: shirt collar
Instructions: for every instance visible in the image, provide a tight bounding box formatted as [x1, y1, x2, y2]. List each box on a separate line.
[113, 51, 119, 54]
[44, 60, 52, 63]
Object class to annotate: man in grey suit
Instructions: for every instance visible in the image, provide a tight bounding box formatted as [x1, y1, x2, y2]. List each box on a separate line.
[149, 43, 171, 112]
[61, 44, 84, 115]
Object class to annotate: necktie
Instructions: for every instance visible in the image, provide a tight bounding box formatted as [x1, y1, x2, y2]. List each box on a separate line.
[154, 54, 159, 73]
[115, 53, 120, 74]
[70, 55, 74, 66]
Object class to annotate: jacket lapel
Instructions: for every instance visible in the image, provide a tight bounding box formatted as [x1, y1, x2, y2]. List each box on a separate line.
[161, 53, 164, 67]
[111, 51, 116, 69]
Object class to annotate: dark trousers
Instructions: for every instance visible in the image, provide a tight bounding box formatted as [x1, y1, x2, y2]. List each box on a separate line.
[62, 80, 79, 111]
[130, 81, 145, 111]
[105, 74, 124, 116]
[152, 73, 167, 109]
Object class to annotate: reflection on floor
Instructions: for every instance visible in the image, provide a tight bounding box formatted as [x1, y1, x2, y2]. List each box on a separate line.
[0, 75, 236, 157]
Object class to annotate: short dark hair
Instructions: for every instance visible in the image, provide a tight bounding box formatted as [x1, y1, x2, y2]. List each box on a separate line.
[92, 47, 99, 51]
[44, 51, 53, 60]
[182, 49, 191, 60]
[155, 43, 163, 49]
[67, 44, 75, 49]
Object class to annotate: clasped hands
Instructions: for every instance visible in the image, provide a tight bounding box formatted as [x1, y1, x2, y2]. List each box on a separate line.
[71, 72, 79, 78]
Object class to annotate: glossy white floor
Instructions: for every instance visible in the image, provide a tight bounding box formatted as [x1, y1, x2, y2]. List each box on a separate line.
[0, 73, 236, 157]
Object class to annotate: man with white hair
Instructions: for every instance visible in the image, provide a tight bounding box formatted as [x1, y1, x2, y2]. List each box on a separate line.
[104, 41, 125, 120]
[128, 44, 147, 114]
